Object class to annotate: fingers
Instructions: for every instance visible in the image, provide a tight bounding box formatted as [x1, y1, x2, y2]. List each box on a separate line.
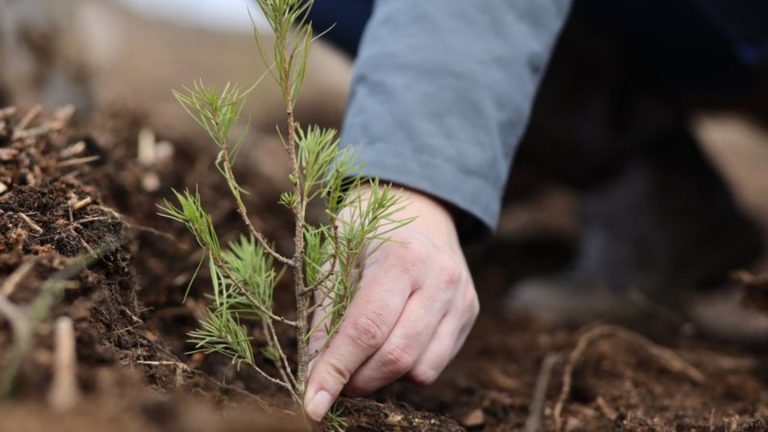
[304, 262, 410, 421]
[344, 289, 448, 395]
[409, 287, 479, 385]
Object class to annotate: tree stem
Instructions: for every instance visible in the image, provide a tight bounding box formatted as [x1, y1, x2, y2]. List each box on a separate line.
[286, 101, 309, 396]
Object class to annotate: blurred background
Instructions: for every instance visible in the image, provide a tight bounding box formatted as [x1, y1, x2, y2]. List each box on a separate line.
[0, 0, 351, 135]
[0, 0, 767, 296]
[1, 2, 768, 428]
[1, 0, 765, 221]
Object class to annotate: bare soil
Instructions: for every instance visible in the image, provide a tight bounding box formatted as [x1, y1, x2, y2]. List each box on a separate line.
[0, 105, 767, 431]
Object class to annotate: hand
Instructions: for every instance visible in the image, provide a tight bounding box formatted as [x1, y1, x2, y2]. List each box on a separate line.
[304, 186, 480, 422]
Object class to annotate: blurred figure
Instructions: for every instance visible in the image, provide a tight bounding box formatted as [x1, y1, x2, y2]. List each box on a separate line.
[308, 0, 767, 325]
[302, 0, 768, 422]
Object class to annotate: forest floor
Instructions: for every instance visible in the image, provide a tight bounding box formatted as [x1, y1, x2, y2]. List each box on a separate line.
[0, 105, 767, 432]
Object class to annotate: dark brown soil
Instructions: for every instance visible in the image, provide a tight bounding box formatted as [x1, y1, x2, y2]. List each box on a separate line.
[0, 105, 767, 431]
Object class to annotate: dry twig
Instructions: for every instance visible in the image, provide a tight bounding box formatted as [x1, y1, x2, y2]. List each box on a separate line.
[57, 155, 100, 168]
[0, 261, 35, 297]
[18, 213, 44, 234]
[553, 324, 706, 431]
[12, 105, 43, 138]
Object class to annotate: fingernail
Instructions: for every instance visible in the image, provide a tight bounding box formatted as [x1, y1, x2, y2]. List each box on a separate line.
[305, 389, 332, 422]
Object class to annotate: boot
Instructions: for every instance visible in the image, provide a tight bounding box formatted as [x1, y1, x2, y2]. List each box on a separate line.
[506, 127, 764, 326]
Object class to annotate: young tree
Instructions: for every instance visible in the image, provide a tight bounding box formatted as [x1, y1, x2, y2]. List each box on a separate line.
[159, 0, 409, 422]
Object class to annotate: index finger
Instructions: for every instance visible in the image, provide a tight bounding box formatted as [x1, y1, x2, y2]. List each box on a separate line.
[304, 261, 410, 421]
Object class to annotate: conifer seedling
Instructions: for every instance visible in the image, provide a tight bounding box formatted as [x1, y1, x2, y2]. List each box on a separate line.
[159, 0, 409, 423]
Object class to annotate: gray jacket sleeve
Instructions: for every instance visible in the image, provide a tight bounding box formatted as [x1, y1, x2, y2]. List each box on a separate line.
[340, 0, 572, 233]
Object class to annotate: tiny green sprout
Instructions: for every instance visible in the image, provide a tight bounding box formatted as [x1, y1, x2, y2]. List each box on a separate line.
[325, 403, 349, 432]
[159, 0, 409, 425]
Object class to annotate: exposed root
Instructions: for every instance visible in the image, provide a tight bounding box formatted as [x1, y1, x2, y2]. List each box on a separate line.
[524, 352, 560, 432]
[553, 324, 707, 431]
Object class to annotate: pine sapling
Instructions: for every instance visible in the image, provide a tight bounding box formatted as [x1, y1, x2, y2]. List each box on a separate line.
[159, 0, 410, 419]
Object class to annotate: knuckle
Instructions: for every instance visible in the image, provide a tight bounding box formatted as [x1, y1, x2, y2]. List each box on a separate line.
[348, 314, 388, 350]
[391, 239, 429, 272]
[378, 343, 416, 375]
[434, 258, 464, 286]
[403, 238, 430, 261]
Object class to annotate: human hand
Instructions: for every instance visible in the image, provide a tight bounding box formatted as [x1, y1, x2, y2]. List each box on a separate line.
[304, 186, 479, 421]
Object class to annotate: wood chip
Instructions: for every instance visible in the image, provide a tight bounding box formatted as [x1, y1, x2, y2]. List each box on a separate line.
[72, 197, 92, 211]
[460, 409, 485, 428]
[59, 141, 86, 159]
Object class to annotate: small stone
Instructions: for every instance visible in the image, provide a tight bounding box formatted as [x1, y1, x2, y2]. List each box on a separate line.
[0, 182, 8, 195]
[564, 417, 583, 432]
[137, 128, 156, 166]
[141, 172, 161, 192]
[155, 140, 175, 163]
[460, 409, 485, 428]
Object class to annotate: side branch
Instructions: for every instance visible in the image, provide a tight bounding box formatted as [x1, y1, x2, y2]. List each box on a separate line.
[219, 141, 294, 267]
[264, 317, 298, 391]
[249, 356, 299, 402]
